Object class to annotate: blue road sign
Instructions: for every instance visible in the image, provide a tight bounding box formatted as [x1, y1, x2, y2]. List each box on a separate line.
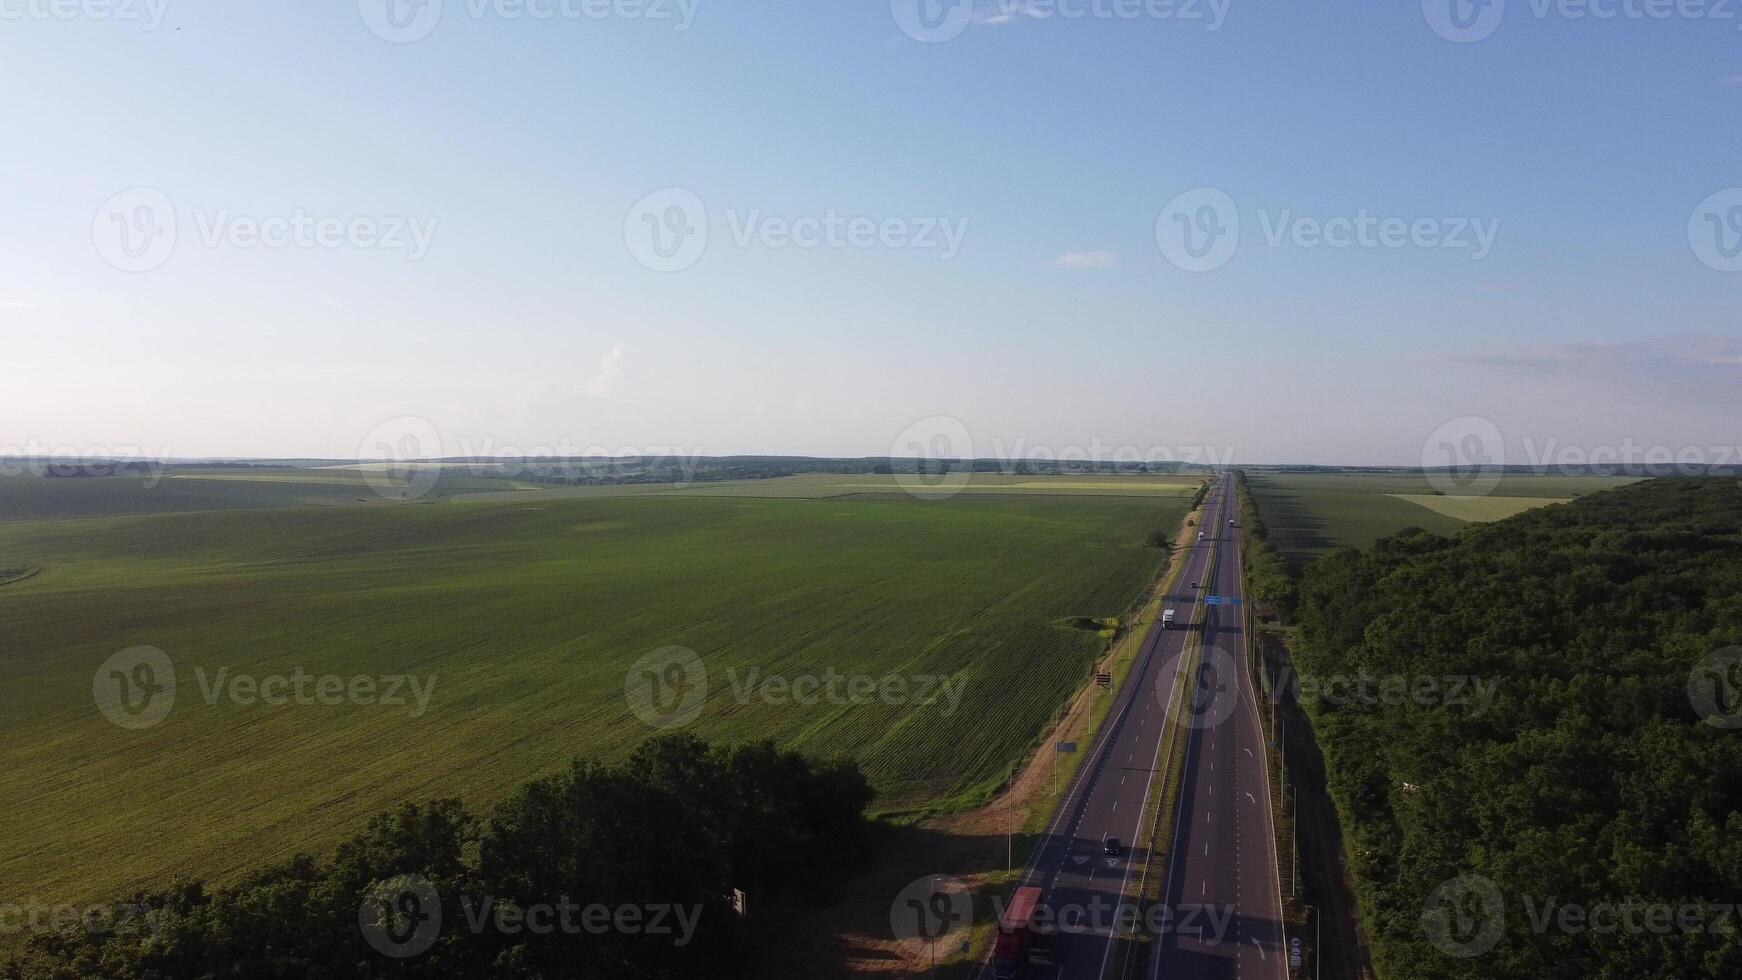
[1205, 596, 1243, 606]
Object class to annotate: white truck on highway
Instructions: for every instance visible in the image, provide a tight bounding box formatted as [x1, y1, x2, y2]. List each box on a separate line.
[1162, 608, 1177, 630]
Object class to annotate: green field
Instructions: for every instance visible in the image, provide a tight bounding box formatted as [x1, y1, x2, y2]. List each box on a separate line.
[0, 469, 1200, 520]
[1243, 470, 1638, 568]
[1386, 493, 1574, 522]
[0, 485, 1187, 909]
[0, 468, 542, 522]
[440, 471, 1203, 502]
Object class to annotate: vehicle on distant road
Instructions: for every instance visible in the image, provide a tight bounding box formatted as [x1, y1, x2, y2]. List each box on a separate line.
[990, 886, 1052, 979]
[1103, 837, 1123, 857]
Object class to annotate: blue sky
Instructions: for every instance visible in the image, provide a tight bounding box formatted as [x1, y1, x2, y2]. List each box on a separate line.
[2, 0, 1739, 465]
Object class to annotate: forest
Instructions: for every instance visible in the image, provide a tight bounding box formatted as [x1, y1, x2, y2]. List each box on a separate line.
[1290, 478, 1742, 978]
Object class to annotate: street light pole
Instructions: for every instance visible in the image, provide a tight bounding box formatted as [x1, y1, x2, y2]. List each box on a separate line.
[930, 875, 941, 979]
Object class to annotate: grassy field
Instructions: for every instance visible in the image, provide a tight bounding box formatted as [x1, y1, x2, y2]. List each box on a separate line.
[0, 469, 1199, 521]
[1386, 493, 1574, 522]
[446, 471, 1205, 502]
[0, 486, 1188, 909]
[0, 468, 542, 522]
[1243, 470, 1638, 568]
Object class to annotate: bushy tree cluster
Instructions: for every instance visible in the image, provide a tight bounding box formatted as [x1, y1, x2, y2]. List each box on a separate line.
[4, 736, 873, 980]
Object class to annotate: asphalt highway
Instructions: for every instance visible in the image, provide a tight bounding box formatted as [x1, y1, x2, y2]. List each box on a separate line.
[974, 474, 1286, 979]
[1150, 476, 1287, 980]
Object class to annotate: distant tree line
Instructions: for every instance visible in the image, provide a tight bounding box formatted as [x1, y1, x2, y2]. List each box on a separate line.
[1233, 470, 1296, 617]
[2, 736, 874, 980]
[1289, 479, 1742, 979]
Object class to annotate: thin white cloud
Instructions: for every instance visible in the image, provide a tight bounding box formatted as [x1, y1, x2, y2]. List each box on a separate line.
[1053, 250, 1120, 270]
[976, 1, 1047, 25]
[1724, 73, 1742, 86]
[587, 343, 626, 398]
[1435, 333, 1742, 379]
[1, 300, 39, 310]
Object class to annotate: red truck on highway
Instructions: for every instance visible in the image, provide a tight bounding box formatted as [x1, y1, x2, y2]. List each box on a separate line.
[991, 886, 1052, 978]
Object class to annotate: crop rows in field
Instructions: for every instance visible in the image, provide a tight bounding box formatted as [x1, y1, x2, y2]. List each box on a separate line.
[0, 491, 1184, 907]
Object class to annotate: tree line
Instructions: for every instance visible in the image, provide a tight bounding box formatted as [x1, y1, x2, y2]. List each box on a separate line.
[3, 736, 874, 980]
